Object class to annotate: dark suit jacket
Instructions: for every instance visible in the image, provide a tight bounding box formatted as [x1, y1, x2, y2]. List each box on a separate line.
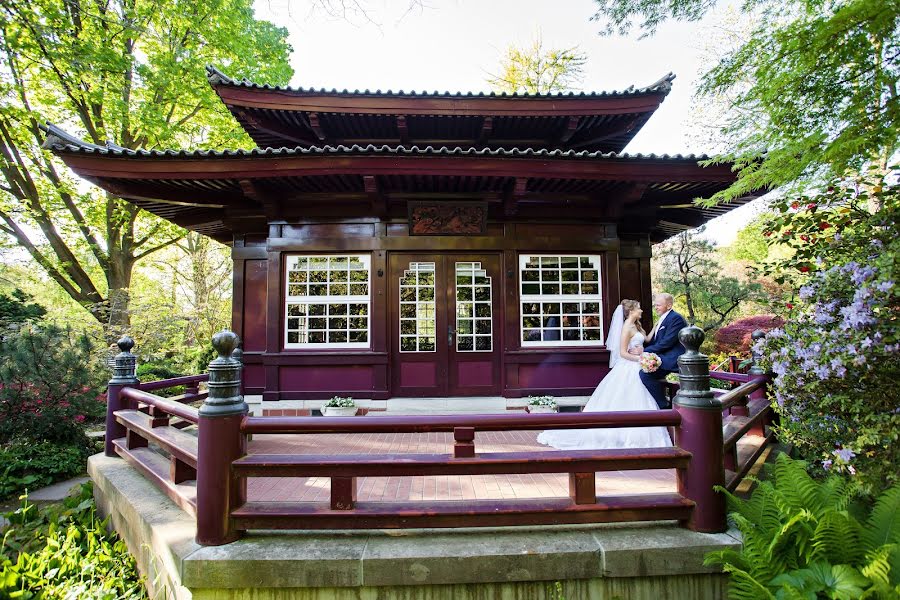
[642, 311, 687, 372]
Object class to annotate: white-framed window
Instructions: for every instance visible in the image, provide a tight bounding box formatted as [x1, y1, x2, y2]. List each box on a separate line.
[285, 255, 370, 349]
[399, 262, 437, 352]
[455, 261, 493, 352]
[519, 255, 603, 347]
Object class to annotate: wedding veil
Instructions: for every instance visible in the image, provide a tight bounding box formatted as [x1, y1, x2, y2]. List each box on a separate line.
[606, 305, 624, 369]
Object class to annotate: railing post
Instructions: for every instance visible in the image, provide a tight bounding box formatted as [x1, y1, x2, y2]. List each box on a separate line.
[748, 329, 768, 435]
[196, 331, 248, 546]
[674, 326, 726, 533]
[231, 340, 243, 396]
[106, 336, 138, 457]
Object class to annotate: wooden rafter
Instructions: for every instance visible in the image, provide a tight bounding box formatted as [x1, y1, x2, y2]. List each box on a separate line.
[557, 116, 581, 145]
[363, 175, 388, 216]
[234, 109, 317, 146]
[396, 116, 409, 144]
[568, 116, 644, 150]
[478, 117, 493, 145]
[504, 178, 528, 216]
[307, 113, 327, 141]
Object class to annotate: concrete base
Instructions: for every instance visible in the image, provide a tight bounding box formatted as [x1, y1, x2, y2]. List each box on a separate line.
[90, 453, 739, 599]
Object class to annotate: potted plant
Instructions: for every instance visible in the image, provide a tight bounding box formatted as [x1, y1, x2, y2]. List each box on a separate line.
[321, 396, 357, 417]
[526, 395, 557, 413]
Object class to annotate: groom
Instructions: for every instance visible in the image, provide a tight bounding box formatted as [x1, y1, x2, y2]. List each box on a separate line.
[638, 293, 687, 409]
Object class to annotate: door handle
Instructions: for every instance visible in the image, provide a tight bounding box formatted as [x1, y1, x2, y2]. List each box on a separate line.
[448, 326, 455, 347]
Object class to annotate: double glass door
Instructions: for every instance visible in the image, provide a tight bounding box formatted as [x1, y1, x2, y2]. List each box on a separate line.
[389, 254, 501, 397]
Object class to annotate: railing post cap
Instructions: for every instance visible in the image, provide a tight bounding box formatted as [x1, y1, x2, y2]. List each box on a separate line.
[211, 330, 239, 361]
[751, 329, 766, 341]
[117, 336, 135, 353]
[678, 326, 705, 355]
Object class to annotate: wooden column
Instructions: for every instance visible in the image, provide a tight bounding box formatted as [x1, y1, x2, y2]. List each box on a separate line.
[673, 326, 726, 533]
[106, 337, 138, 457]
[196, 331, 248, 546]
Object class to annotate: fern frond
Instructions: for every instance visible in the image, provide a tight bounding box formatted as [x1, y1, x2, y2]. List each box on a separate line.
[768, 510, 817, 569]
[860, 545, 894, 587]
[813, 510, 864, 565]
[721, 564, 777, 600]
[863, 485, 900, 550]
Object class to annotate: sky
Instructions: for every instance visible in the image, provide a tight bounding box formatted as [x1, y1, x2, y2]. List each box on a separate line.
[251, 0, 767, 246]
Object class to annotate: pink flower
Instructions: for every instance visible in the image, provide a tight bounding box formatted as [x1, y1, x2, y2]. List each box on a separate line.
[75, 415, 86, 423]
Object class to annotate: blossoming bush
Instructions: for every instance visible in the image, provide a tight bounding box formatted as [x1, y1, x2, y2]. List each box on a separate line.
[714, 314, 785, 354]
[759, 175, 899, 491]
[0, 325, 106, 448]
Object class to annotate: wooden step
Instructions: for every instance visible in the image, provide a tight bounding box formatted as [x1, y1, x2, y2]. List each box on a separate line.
[232, 447, 691, 478]
[231, 493, 695, 530]
[112, 438, 196, 515]
[115, 409, 198, 468]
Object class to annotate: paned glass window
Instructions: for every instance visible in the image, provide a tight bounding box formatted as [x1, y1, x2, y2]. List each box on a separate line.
[285, 255, 370, 348]
[399, 262, 436, 352]
[519, 255, 603, 346]
[455, 262, 492, 352]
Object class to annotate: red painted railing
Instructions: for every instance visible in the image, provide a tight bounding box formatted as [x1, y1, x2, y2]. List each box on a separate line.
[104, 328, 773, 546]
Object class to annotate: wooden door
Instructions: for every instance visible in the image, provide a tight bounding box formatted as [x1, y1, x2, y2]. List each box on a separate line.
[389, 254, 502, 397]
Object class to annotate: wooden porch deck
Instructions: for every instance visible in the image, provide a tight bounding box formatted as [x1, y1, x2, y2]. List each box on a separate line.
[246, 431, 678, 503]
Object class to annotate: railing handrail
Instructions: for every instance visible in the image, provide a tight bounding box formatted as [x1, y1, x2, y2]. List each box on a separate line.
[241, 408, 682, 435]
[709, 371, 752, 384]
[717, 377, 767, 411]
[137, 374, 208, 392]
[121, 387, 199, 424]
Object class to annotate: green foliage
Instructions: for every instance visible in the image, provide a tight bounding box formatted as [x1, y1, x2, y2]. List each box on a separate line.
[0, 289, 46, 329]
[1, 482, 146, 599]
[591, 0, 900, 204]
[757, 177, 899, 491]
[487, 34, 587, 94]
[0, 325, 105, 447]
[0, 0, 291, 332]
[655, 227, 764, 332]
[0, 442, 88, 501]
[705, 454, 900, 599]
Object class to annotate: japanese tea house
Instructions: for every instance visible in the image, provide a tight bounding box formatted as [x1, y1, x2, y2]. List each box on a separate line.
[44, 66, 757, 402]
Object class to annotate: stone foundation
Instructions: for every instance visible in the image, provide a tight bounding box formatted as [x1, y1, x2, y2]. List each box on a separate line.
[90, 453, 738, 600]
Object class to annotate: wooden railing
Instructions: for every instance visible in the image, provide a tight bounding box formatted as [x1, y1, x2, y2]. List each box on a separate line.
[104, 327, 773, 546]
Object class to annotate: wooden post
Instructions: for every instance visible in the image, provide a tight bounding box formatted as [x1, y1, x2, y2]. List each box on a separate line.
[568, 472, 596, 504]
[196, 331, 248, 546]
[331, 477, 357, 510]
[106, 337, 138, 457]
[674, 326, 726, 533]
[453, 427, 475, 458]
[748, 329, 768, 435]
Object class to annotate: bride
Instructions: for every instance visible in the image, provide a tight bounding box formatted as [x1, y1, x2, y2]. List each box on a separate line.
[536, 299, 672, 450]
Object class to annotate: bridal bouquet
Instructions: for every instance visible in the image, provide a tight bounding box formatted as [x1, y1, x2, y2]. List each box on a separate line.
[639, 352, 662, 373]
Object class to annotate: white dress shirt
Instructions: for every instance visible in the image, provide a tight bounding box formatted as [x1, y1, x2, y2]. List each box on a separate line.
[650, 309, 671, 341]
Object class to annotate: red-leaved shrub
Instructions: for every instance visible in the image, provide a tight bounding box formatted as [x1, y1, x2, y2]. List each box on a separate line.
[715, 315, 785, 354]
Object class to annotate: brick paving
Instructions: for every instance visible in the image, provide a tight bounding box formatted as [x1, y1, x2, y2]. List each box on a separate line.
[246, 431, 677, 503]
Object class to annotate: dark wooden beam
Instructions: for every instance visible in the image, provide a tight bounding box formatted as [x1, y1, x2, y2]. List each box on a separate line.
[478, 117, 493, 145]
[557, 116, 581, 145]
[215, 85, 668, 116]
[568, 115, 644, 150]
[86, 177, 231, 207]
[599, 183, 648, 220]
[363, 175, 388, 216]
[234, 109, 317, 146]
[170, 210, 224, 229]
[307, 113, 327, 141]
[396, 116, 409, 144]
[504, 178, 527, 216]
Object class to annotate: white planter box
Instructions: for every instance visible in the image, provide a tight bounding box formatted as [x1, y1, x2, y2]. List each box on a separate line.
[322, 406, 358, 417]
[528, 405, 558, 414]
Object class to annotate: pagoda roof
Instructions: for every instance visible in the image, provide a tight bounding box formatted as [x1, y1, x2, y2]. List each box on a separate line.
[43, 124, 757, 245]
[207, 66, 675, 153]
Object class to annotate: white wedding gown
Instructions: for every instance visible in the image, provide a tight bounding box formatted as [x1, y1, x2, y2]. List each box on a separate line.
[537, 332, 672, 450]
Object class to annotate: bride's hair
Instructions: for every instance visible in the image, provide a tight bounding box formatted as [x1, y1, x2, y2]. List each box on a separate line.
[620, 299, 640, 318]
[620, 299, 645, 333]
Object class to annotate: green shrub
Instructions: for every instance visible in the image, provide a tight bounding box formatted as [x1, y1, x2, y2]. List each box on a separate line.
[136, 362, 185, 397]
[0, 325, 106, 447]
[0, 442, 90, 501]
[0, 482, 146, 599]
[705, 454, 900, 599]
